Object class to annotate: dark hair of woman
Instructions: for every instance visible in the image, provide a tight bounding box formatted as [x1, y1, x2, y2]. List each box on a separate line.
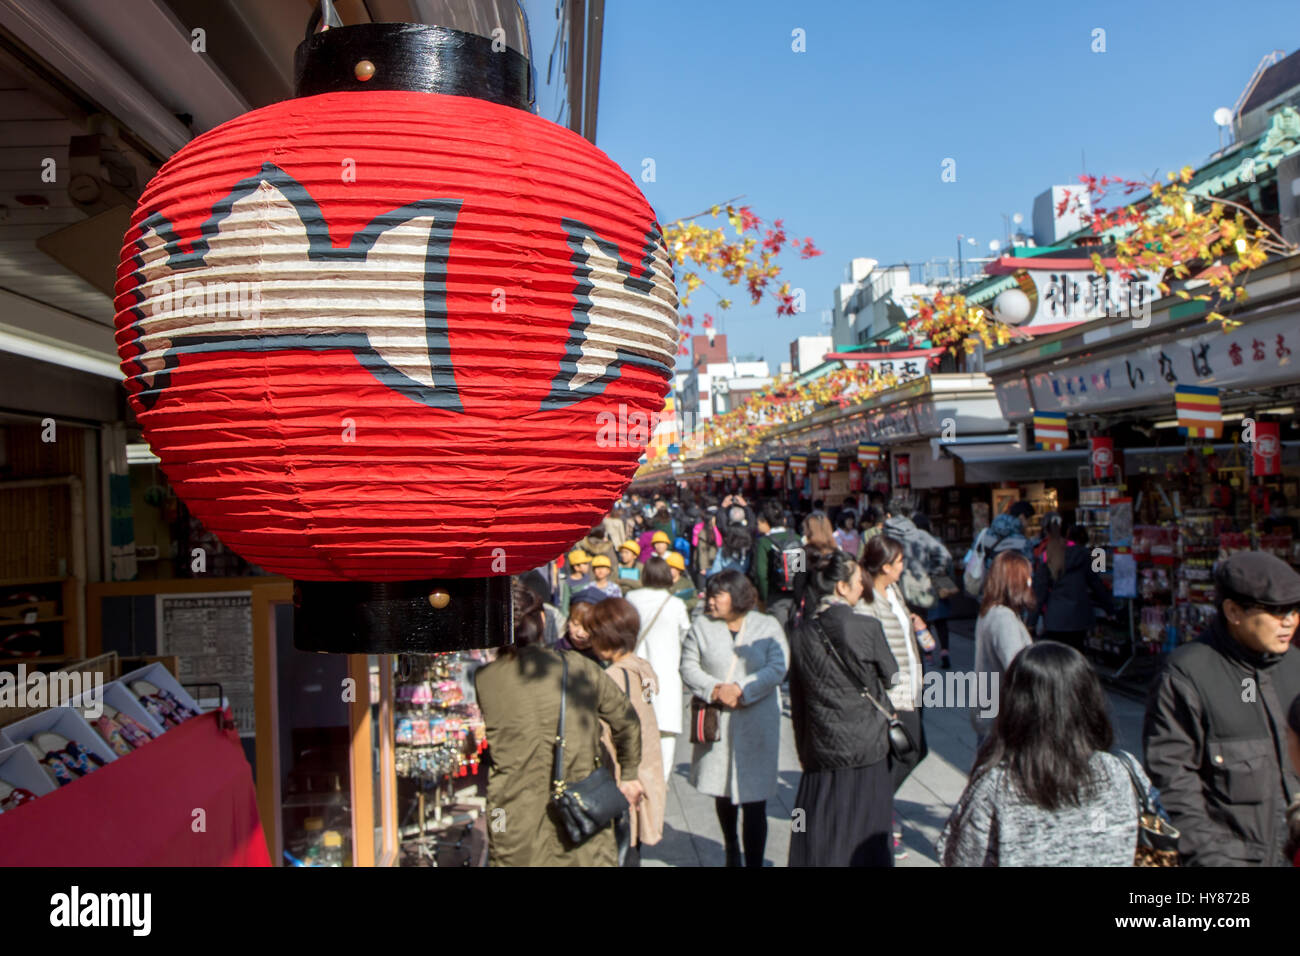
[511, 576, 545, 648]
[586, 597, 641, 656]
[704, 569, 757, 614]
[722, 525, 751, 559]
[862, 506, 879, 527]
[802, 514, 836, 555]
[809, 549, 858, 603]
[979, 550, 1036, 617]
[839, 511, 856, 529]
[971, 641, 1114, 811]
[641, 556, 674, 590]
[861, 534, 904, 578]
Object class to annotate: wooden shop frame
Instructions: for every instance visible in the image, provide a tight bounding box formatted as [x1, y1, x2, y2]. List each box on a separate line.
[86, 576, 397, 867]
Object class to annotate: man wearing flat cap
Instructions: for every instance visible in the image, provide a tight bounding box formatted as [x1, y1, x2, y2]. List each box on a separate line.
[1144, 551, 1300, 866]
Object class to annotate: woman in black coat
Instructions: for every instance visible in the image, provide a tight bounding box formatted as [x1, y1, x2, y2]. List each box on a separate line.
[787, 550, 899, 867]
[1033, 524, 1115, 651]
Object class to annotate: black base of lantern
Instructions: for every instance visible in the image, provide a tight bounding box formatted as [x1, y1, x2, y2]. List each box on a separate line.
[293, 577, 513, 654]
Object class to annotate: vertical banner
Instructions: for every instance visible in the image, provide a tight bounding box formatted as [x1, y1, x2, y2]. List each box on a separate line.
[1033, 412, 1069, 450]
[858, 443, 881, 466]
[769, 458, 785, 490]
[895, 453, 911, 487]
[849, 461, 863, 493]
[1090, 437, 1115, 480]
[1253, 421, 1282, 476]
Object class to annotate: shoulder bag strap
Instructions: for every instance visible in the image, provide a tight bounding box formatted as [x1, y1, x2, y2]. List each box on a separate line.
[638, 593, 672, 645]
[1113, 749, 1151, 813]
[813, 616, 898, 723]
[551, 653, 568, 795]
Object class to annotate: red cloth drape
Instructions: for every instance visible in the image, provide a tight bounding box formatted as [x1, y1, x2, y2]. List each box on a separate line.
[0, 711, 270, 866]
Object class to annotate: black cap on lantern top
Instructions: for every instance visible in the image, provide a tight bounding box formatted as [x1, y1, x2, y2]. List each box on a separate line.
[293, 21, 534, 111]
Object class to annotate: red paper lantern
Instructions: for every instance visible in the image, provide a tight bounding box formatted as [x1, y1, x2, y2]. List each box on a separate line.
[115, 89, 677, 583]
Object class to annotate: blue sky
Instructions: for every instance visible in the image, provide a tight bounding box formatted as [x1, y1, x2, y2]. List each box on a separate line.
[596, 0, 1300, 370]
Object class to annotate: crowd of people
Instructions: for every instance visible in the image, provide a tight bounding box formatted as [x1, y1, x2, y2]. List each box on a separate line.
[470, 486, 1300, 868]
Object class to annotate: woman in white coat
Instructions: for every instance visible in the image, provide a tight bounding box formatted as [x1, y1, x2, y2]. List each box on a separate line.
[626, 557, 692, 782]
[680, 569, 789, 867]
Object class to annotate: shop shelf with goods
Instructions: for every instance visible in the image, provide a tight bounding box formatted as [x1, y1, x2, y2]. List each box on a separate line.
[392, 651, 490, 867]
[0, 577, 81, 663]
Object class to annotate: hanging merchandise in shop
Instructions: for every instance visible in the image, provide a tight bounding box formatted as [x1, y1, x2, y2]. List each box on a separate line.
[112, 22, 678, 653]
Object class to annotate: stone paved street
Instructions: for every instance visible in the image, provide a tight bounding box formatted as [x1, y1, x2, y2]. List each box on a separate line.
[643, 619, 1148, 867]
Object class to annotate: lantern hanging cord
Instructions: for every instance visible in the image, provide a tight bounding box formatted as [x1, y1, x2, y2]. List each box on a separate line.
[306, 0, 344, 40]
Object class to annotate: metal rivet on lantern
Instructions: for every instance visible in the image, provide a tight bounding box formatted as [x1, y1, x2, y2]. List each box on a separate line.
[428, 590, 451, 609]
[354, 59, 375, 81]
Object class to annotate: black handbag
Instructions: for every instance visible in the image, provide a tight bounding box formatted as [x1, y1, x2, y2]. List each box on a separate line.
[814, 618, 918, 762]
[549, 654, 629, 847]
[1115, 750, 1181, 867]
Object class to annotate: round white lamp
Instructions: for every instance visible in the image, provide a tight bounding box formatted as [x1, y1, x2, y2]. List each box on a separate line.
[993, 288, 1033, 325]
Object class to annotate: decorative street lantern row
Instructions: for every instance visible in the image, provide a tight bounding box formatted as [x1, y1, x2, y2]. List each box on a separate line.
[113, 22, 678, 652]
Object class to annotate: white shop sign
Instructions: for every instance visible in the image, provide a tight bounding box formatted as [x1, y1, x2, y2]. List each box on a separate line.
[1026, 310, 1299, 414]
[1029, 268, 1162, 323]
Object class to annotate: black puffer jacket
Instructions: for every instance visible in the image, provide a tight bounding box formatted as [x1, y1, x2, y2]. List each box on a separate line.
[1143, 617, 1300, 866]
[789, 602, 898, 771]
[1033, 543, 1115, 632]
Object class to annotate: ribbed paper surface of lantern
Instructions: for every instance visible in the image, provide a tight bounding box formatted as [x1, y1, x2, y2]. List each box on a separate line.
[114, 90, 678, 581]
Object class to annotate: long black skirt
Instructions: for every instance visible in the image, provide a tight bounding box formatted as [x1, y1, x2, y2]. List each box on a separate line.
[787, 759, 894, 867]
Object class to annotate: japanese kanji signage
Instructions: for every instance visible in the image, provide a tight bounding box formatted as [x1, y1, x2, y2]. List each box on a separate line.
[1010, 311, 1297, 416]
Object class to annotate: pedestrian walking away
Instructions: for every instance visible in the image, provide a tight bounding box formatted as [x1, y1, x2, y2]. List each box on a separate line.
[938, 642, 1154, 866]
[626, 557, 692, 783]
[475, 580, 644, 867]
[972, 551, 1036, 745]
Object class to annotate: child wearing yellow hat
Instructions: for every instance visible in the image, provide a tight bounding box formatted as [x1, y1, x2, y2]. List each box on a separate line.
[650, 530, 672, 561]
[617, 540, 643, 589]
[664, 552, 698, 608]
[559, 549, 593, 613]
[589, 554, 623, 598]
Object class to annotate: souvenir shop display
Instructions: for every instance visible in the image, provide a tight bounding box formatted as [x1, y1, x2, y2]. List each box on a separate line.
[394, 651, 490, 866]
[0, 706, 118, 796]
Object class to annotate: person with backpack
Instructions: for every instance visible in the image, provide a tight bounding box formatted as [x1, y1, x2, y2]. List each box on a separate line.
[963, 500, 1035, 598]
[708, 525, 753, 580]
[755, 499, 807, 633]
[881, 504, 953, 623]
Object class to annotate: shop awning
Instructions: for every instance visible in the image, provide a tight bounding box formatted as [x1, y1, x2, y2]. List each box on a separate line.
[946, 443, 1089, 482]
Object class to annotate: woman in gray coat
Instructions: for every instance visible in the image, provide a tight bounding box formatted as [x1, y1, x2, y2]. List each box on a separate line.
[681, 569, 789, 867]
